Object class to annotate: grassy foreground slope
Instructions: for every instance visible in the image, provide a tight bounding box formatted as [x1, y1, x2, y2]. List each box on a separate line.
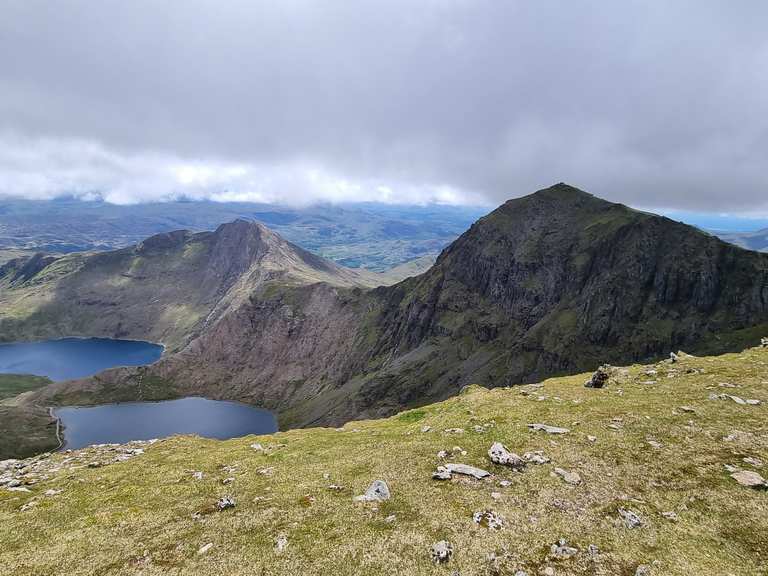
[2, 346, 767, 576]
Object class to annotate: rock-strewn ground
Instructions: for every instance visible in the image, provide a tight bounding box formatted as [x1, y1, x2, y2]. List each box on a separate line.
[1, 346, 767, 575]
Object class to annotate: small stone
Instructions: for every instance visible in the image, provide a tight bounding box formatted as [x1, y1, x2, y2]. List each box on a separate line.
[222, 477, 235, 485]
[761, 336, 768, 348]
[584, 365, 611, 388]
[618, 507, 644, 529]
[731, 470, 767, 488]
[275, 534, 288, 553]
[491, 491, 502, 500]
[669, 352, 679, 363]
[646, 438, 663, 449]
[444, 428, 465, 434]
[192, 471, 204, 480]
[430, 540, 453, 564]
[587, 544, 599, 556]
[473, 509, 504, 530]
[44, 489, 62, 497]
[488, 442, 526, 470]
[541, 568, 556, 576]
[635, 565, 652, 576]
[250, 443, 264, 451]
[743, 457, 764, 468]
[327, 484, 345, 491]
[354, 480, 391, 501]
[437, 450, 448, 458]
[553, 467, 581, 485]
[445, 463, 491, 479]
[432, 466, 452, 480]
[661, 511, 678, 521]
[384, 514, 396, 523]
[421, 425, 432, 433]
[216, 496, 236, 511]
[499, 480, 512, 487]
[678, 406, 697, 413]
[523, 451, 550, 464]
[587, 435, 597, 442]
[197, 542, 213, 555]
[529, 423, 570, 434]
[550, 538, 578, 559]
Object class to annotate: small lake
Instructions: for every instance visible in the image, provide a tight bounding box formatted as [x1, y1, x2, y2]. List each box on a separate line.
[0, 338, 163, 381]
[56, 397, 278, 449]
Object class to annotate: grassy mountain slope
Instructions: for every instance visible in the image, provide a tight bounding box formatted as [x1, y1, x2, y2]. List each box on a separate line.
[2, 346, 767, 575]
[0, 220, 384, 352]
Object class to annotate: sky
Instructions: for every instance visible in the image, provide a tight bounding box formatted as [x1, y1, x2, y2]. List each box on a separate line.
[1, 1, 767, 214]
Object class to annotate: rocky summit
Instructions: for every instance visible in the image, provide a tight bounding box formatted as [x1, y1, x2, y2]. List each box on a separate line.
[1, 344, 766, 575]
[12, 185, 768, 435]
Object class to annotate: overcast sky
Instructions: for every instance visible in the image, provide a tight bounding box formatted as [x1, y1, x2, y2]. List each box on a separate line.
[1, 1, 767, 213]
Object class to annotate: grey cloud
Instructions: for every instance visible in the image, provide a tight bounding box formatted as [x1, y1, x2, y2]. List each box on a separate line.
[0, 1, 766, 211]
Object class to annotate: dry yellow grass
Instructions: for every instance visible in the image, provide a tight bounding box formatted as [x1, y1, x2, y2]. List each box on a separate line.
[1, 346, 767, 575]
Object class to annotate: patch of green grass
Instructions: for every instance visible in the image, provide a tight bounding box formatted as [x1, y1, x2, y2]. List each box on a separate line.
[0, 373, 52, 400]
[1, 346, 767, 575]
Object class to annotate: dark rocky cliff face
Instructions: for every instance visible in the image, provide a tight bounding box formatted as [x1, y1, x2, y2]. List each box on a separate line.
[24, 184, 768, 429]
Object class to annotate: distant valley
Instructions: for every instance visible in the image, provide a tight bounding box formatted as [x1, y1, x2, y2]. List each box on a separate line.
[0, 198, 486, 271]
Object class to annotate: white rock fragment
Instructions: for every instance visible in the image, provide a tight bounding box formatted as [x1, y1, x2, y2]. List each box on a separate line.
[731, 470, 767, 488]
[432, 466, 452, 481]
[523, 451, 550, 464]
[488, 442, 525, 470]
[618, 507, 644, 529]
[553, 467, 581, 485]
[216, 496, 236, 511]
[354, 480, 391, 502]
[550, 538, 578, 559]
[473, 509, 504, 530]
[528, 423, 570, 434]
[445, 463, 491, 479]
[275, 534, 288, 553]
[430, 540, 453, 564]
[197, 543, 213, 555]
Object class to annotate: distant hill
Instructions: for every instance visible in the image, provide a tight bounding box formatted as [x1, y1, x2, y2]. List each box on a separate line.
[0, 220, 384, 352]
[0, 199, 486, 271]
[716, 228, 768, 253]
[21, 184, 768, 430]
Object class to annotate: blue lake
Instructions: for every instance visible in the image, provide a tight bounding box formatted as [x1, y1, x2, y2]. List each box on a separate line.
[0, 337, 163, 381]
[56, 397, 278, 449]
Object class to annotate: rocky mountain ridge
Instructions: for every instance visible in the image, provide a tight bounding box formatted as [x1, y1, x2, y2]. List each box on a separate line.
[19, 184, 768, 429]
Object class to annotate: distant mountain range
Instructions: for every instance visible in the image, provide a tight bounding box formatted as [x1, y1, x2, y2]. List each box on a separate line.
[715, 228, 768, 252]
[0, 198, 486, 271]
[10, 183, 768, 430]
